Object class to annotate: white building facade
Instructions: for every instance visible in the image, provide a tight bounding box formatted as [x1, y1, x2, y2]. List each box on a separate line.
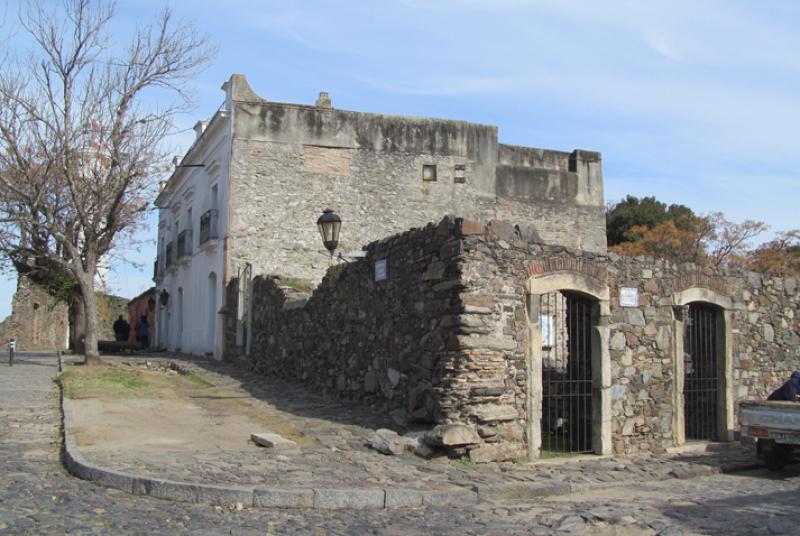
[154, 97, 231, 358]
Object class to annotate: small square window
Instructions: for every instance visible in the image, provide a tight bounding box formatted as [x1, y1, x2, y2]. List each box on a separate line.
[422, 164, 437, 182]
[454, 164, 466, 184]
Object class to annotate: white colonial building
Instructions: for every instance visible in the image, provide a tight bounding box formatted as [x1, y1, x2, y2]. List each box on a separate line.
[153, 98, 230, 357]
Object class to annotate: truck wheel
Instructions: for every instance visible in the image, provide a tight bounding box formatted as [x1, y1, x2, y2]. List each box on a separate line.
[763, 444, 788, 471]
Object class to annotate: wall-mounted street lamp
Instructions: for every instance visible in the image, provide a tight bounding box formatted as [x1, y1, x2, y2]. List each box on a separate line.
[317, 208, 342, 257]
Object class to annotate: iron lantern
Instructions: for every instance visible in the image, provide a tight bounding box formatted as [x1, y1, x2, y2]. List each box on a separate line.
[317, 208, 342, 256]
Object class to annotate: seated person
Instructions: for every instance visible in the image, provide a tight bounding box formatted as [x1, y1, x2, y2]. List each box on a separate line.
[767, 371, 800, 401]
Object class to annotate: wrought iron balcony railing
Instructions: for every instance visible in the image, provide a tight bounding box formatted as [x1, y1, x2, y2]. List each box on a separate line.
[199, 209, 219, 244]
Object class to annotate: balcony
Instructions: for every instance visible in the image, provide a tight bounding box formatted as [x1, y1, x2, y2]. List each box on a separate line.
[199, 209, 219, 245]
[165, 241, 175, 269]
[177, 229, 192, 259]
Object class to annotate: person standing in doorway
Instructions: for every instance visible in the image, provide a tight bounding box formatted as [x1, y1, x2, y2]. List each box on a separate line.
[113, 315, 131, 342]
[136, 315, 150, 348]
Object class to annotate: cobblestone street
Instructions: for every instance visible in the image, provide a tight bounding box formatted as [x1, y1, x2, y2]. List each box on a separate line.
[1, 354, 799, 535]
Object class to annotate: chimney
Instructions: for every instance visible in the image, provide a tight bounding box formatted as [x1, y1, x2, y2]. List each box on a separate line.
[193, 120, 209, 140]
[315, 91, 332, 108]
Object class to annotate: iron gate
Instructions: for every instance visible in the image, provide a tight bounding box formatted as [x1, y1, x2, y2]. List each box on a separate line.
[540, 291, 594, 454]
[683, 303, 719, 441]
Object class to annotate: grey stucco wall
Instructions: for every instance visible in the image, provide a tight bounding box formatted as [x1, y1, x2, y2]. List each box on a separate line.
[224, 74, 605, 285]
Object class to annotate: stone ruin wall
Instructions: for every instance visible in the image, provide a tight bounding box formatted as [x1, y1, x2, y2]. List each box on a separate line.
[236, 217, 799, 461]
[0, 275, 69, 351]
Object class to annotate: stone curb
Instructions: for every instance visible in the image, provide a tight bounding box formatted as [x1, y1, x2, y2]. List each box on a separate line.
[58, 380, 763, 510]
[58, 387, 477, 510]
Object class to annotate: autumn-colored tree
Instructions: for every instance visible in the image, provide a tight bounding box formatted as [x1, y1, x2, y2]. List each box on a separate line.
[610, 211, 767, 267]
[747, 230, 800, 276]
[610, 218, 708, 264]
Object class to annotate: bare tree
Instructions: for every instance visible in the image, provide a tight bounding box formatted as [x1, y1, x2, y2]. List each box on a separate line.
[0, 0, 215, 363]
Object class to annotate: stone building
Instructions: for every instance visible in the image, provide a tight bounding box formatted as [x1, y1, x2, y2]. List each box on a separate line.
[235, 217, 799, 462]
[156, 74, 798, 461]
[154, 74, 605, 358]
[0, 275, 69, 351]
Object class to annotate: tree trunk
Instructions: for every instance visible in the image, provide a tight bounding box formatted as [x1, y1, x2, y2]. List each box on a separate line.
[78, 272, 102, 365]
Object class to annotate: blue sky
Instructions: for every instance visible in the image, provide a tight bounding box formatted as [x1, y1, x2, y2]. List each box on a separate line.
[2, 0, 799, 318]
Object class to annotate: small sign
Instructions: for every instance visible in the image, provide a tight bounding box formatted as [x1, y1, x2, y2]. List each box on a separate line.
[619, 287, 639, 307]
[540, 316, 555, 348]
[374, 259, 387, 282]
[8, 339, 16, 351]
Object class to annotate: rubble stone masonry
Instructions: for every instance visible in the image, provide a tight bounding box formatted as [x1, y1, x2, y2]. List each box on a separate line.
[238, 217, 799, 461]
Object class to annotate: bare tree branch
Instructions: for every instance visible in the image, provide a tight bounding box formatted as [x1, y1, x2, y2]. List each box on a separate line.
[0, 0, 215, 363]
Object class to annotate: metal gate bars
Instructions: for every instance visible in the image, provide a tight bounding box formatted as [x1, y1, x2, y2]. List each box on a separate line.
[540, 291, 594, 454]
[684, 303, 720, 441]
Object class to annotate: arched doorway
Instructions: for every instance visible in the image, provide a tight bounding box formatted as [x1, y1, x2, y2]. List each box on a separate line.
[539, 290, 596, 454]
[683, 302, 722, 441]
[525, 271, 611, 459]
[207, 273, 217, 354]
[672, 288, 733, 444]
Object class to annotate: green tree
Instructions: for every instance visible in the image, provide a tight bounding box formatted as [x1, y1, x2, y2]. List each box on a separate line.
[606, 195, 695, 246]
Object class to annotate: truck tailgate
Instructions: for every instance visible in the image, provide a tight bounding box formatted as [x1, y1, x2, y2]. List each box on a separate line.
[740, 401, 800, 432]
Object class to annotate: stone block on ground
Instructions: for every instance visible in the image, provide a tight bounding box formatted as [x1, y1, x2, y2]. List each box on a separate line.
[196, 485, 254, 507]
[253, 488, 314, 508]
[424, 424, 481, 447]
[251, 432, 296, 449]
[368, 428, 416, 456]
[313, 488, 386, 509]
[384, 488, 424, 508]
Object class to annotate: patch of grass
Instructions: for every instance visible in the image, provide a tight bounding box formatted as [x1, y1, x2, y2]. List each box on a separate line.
[60, 366, 148, 399]
[453, 456, 474, 467]
[183, 371, 213, 388]
[60, 364, 213, 400]
[325, 263, 345, 282]
[282, 277, 305, 290]
[540, 449, 587, 459]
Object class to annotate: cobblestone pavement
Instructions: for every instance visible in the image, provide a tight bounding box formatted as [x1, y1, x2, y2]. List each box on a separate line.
[1, 353, 799, 535]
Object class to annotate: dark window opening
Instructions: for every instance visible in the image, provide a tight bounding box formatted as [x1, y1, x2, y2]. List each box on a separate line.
[422, 164, 437, 182]
[454, 164, 466, 183]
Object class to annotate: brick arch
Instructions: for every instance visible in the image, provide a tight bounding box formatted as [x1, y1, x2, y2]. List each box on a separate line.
[674, 274, 729, 298]
[526, 257, 607, 284]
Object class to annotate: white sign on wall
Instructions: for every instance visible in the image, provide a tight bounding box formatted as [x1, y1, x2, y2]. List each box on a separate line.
[374, 259, 387, 282]
[540, 315, 555, 348]
[619, 287, 639, 307]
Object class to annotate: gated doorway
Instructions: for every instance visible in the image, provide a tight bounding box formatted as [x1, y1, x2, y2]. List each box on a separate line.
[683, 302, 722, 441]
[539, 290, 595, 454]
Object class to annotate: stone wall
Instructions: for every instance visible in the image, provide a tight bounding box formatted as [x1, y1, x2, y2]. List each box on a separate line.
[238, 216, 799, 461]
[238, 217, 467, 427]
[459, 223, 800, 456]
[0, 276, 69, 351]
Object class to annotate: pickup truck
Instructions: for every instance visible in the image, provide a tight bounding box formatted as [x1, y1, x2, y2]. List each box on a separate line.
[740, 400, 800, 471]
